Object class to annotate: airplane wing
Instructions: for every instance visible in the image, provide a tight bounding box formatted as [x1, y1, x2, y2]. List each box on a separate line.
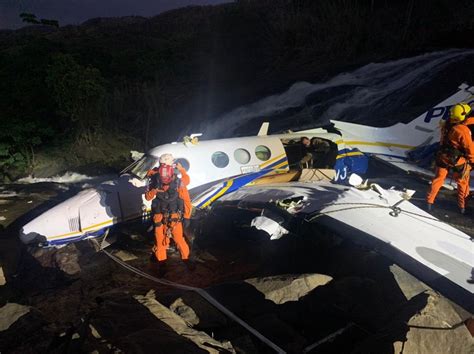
[372, 154, 437, 177]
[372, 154, 474, 191]
[212, 181, 474, 313]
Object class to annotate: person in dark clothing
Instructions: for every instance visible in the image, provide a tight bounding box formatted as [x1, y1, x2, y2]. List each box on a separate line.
[299, 136, 332, 168]
[299, 137, 314, 168]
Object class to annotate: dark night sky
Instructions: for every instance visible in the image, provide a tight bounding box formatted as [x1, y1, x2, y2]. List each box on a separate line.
[1, 0, 232, 29]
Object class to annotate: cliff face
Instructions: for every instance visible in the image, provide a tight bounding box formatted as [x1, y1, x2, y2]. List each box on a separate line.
[1, 0, 474, 178]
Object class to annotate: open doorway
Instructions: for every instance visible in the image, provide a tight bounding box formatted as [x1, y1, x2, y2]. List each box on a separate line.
[282, 137, 338, 169]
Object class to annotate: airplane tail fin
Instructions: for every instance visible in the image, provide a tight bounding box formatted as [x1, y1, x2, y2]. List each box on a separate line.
[332, 83, 474, 158]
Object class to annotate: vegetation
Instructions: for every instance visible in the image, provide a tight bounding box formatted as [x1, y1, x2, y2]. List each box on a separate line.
[0, 0, 473, 180]
[20, 13, 59, 27]
[46, 53, 107, 143]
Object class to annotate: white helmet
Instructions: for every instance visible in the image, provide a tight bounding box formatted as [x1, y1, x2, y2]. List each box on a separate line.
[159, 153, 174, 166]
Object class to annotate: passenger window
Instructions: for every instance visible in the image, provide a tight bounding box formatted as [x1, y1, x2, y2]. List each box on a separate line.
[175, 158, 190, 171]
[211, 151, 229, 168]
[234, 148, 251, 164]
[255, 145, 271, 161]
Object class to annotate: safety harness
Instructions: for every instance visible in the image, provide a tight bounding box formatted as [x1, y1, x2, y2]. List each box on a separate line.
[435, 122, 466, 169]
[148, 164, 184, 215]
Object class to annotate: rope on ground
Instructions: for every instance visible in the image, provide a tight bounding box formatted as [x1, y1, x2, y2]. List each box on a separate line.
[303, 200, 472, 240]
[96, 236, 286, 354]
[302, 323, 355, 352]
[306, 200, 444, 223]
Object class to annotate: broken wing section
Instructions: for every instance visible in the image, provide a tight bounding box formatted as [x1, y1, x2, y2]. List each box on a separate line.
[215, 182, 474, 313]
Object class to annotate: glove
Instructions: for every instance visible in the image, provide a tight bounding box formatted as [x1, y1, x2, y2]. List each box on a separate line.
[183, 218, 191, 229]
[144, 188, 157, 201]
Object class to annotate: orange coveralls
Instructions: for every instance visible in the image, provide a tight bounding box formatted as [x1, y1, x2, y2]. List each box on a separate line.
[145, 164, 192, 261]
[427, 118, 474, 209]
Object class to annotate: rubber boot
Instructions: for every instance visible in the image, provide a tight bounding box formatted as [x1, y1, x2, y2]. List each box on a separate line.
[460, 208, 466, 215]
[150, 252, 159, 264]
[157, 260, 167, 277]
[426, 203, 433, 212]
[183, 259, 196, 272]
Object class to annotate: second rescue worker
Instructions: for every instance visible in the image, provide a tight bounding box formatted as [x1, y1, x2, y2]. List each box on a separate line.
[145, 154, 194, 275]
[427, 103, 474, 213]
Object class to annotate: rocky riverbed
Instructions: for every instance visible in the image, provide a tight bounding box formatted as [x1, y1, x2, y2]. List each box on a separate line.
[0, 179, 473, 353]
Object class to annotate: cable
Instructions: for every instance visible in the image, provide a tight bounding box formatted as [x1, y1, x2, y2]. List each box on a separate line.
[303, 200, 472, 241]
[95, 236, 286, 353]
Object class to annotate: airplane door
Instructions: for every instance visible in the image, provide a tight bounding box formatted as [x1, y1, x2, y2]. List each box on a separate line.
[117, 174, 147, 221]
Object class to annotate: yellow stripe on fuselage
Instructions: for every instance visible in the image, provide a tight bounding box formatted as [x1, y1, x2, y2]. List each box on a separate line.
[49, 219, 115, 240]
[260, 153, 286, 168]
[336, 151, 365, 159]
[271, 161, 290, 170]
[202, 179, 234, 208]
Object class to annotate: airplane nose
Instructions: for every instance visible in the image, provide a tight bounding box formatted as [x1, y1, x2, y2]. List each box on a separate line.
[19, 221, 43, 245]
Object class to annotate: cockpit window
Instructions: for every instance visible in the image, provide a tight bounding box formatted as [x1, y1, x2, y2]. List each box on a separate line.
[129, 155, 158, 179]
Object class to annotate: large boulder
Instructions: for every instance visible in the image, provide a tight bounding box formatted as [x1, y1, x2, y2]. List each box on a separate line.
[392, 291, 474, 354]
[0, 303, 30, 331]
[389, 264, 430, 300]
[134, 290, 235, 353]
[170, 292, 229, 330]
[245, 273, 332, 304]
[54, 244, 81, 275]
[0, 303, 49, 352]
[169, 297, 200, 327]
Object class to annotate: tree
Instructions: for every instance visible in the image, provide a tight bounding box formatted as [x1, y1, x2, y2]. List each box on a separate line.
[46, 54, 107, 143]
[19, 13, 40, 25]
[20, 13, 59, 27]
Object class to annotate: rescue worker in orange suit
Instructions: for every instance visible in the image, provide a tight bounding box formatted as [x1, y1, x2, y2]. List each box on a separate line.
[145, 153, 194, 275]
[427, 103, 474, 214]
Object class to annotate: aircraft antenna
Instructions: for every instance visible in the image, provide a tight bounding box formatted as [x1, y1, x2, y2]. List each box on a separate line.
[258, 122, 269, 136]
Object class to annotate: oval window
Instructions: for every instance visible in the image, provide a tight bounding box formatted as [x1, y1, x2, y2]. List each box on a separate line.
[175, 158, 190, 171]
[211, 151, 229, 168]
[234, 148, 251, 164]
[255, 145, 271, 161]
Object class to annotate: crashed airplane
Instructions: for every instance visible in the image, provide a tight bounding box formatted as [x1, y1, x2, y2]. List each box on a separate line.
[19, 83, 474, 312]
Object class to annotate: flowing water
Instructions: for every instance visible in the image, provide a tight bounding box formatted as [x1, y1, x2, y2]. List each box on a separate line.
[200, 49, 474, 138]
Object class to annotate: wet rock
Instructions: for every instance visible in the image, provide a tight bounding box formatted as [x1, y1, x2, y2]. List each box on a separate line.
[170, 297, 200, 327]
[0, 303, 30, 331]
[173, 292, 229, 329]
[113, 250, 137, 262]
[54, 244, 81, 275]
[0, 266, 5, 286]
[89, 324, 102, 339]
[135, 290, 235, 353]
[30, 246, 57, 268]
[392, 291, 474, 354]
[90, 293, 201, 352]
[390, 264, 430, 300]
[245, 273, 332, 304]
[0, 304, 49, 352]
